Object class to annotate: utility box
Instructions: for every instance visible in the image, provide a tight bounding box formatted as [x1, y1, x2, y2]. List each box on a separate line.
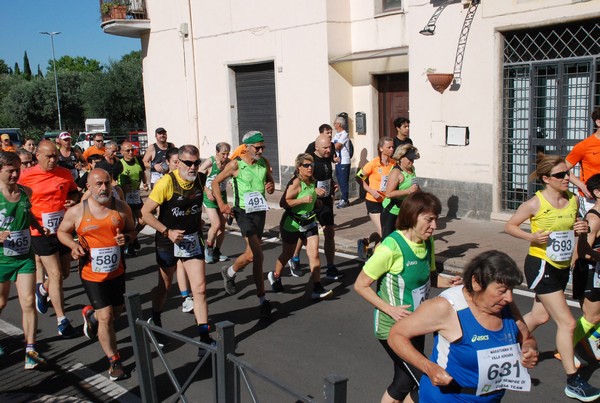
[355, 112, 366, 134]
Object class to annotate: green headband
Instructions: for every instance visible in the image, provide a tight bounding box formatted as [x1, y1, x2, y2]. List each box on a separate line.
[243, 132, 264, 145]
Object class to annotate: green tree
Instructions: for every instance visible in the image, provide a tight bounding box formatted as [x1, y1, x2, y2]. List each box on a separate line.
[23, 52, 32, 80]
[48, 55, 103, 74]
[37, 64, 44, 78]
[13, 63, 21, 75]
[0, 60, 9, 75]
[81, 50, 145, 130]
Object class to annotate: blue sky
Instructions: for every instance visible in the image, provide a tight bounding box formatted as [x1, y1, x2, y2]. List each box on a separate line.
[0, 0, 141, 72]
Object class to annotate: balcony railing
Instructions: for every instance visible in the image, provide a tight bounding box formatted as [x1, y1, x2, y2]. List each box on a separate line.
[100, 0, 150, 38]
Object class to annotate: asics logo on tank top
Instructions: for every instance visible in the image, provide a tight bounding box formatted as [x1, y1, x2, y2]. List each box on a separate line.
[471, 334, 490, 342]
[406, 260, 418, 266]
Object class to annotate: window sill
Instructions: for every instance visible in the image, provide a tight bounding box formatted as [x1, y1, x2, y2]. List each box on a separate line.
[374, 8, 405, 18]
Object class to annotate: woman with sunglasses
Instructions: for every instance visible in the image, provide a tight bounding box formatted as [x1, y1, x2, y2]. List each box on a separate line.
[505, 154, 600, 401]
[267, 153, 333, 300]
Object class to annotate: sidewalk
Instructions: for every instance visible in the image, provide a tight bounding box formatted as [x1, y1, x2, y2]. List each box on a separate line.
[254, 190, 529, 276]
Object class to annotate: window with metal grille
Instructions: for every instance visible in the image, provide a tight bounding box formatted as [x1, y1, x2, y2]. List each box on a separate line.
[501, 20, 600, 211]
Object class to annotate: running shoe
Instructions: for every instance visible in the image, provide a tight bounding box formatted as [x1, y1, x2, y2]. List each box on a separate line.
[146, 318, 166, 348]
[108, 360, 126, 381]
[311, 283, 333, 300]
[259, 300, 272, 320]
[554, 350, 586, 369]
[58, 318, 78, 339]
[336, 200, 349, 209]
[213, 248, 228, 262]
[181, 296, 194, 313]
[565, 373, 600, 402]
[268, 272, 284, 293]
[288, 256, 301, 277]
[198, 335, 217, 359]
[357, 238, 368, 261]
[326, 266, 345, 281]
[221, 266, 237, 295]
[24, 350, 47, 370]
[205, 247, 215, 264]
[35, 283, 48, 314]
[82, 305, 97, 339]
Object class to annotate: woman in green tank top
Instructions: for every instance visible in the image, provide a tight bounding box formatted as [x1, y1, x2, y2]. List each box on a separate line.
[379, 144, 420, 241]
[267, 153, 333, 300]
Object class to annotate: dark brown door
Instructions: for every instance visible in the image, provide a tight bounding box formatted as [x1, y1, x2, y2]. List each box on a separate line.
[376, 73, 409, 138]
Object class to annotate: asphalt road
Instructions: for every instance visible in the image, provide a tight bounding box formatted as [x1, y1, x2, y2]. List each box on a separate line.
[0, 229, 599, 402]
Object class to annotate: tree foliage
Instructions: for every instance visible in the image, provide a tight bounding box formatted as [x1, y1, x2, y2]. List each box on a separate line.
[0, 51, 145, 136]
[49, 55, 103, 74]
[13, 63, 21, 75]
[23, 52, 32, 80]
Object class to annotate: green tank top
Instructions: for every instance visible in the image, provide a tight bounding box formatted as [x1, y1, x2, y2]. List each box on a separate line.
[204, 156, 227, 206]
[382, 167, 416, 216]
[375, 231, 432, 339]
[233, 158, 267, 209]
[117, 157, 144, 190]
[0, 187, 34, 263]
[282, 179, 317, 232]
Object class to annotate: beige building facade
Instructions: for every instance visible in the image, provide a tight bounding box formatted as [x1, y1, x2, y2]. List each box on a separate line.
[103, 0, 600, 220]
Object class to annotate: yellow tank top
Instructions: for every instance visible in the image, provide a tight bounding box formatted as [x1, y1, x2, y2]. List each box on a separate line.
[529, 190, 577, 268]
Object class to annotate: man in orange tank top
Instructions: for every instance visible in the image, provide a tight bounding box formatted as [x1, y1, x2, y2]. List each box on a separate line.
[57, 168, 136, 381]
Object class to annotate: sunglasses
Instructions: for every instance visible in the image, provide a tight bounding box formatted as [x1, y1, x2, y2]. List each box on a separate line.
[549, 170, 569, 179]
[21, 160, 33, 167]
[95, 139, 104, 143]
[251, 145, 265, 151]
[300, 163, 314, 168]
[179, 159, 201, 167]
[122, 148, 133, 153]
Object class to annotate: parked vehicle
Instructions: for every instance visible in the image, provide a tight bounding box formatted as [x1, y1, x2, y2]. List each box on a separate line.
[75, 118, 110, 152]
[128, 130, 148, 155]
[75, 131, 110, 152]
[0, 128, 23, 147]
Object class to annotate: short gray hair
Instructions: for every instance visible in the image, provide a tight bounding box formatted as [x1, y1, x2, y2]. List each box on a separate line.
[334, 116, 346, 126]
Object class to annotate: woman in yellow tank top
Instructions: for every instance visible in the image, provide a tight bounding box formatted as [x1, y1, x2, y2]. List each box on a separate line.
[505, 154, 600, 401]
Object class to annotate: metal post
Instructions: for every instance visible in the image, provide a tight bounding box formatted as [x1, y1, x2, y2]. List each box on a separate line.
[215, 321, 235, 403]
[124, 292, 158, 402]
[39, 31, 62, 130]
[323, 374, 348, 403]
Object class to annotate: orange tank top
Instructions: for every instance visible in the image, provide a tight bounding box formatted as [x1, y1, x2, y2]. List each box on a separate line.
[77, 200, 125, 282]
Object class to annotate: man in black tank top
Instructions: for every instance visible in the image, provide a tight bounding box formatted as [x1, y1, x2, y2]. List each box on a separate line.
[57, 132, 85, 181]
[143, 127, 175, 189]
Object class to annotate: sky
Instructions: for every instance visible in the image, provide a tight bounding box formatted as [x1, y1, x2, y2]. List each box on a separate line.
[0, 0, 141, 72]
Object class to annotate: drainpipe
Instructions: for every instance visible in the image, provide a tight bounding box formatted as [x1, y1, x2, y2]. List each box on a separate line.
[186, 0, 200, 148]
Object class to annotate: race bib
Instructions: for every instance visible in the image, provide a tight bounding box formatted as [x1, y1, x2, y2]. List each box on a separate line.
[42, 211, 65, 234]
[546, 230, 575, 261]
[174, 232, 202, 258]
[91, 246, 121, 273]
[206, 177, 228, 192]
[244, 192, 268, 213]
[316, 180, 331, 197]
[125, 189, 142, 204]
[379, 175, 389, 192]
[3, 230, 31, 256]
[411, 280, 430, 311]
[476, 344, 531, 395]
[151, 171, 163, 184]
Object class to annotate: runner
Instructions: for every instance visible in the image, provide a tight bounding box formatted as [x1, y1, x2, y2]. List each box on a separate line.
[0, 151, 48, 369]
[143, 127, 175, 189]
[57, 168, 136, 381]
[18, 140, 79, 338]
[505, 154, 600, 401]
[267, 153, 333, 300]
[212, 131, 276, 319]
[199, 142, 230, 264]
[141, 145, 215, 353]
[388, 251, 538, 402]
[57, 132, 85, 181]
[113, 140, 147, 256]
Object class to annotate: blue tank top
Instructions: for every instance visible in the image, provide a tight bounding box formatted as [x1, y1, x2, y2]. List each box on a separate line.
[419, 286, 520, 402]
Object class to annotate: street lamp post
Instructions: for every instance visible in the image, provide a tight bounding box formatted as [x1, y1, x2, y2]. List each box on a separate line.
[40, 31, 62, 131]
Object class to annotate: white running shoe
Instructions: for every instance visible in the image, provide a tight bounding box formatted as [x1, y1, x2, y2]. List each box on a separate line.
[181, 296, 194, 313]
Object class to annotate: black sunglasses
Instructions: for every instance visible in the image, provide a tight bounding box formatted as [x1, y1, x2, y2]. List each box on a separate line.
[549, 170, 569, 179]
[179, 159, 201, 167]
[251, 145, 265, 151]
[300, 163, 314, 168]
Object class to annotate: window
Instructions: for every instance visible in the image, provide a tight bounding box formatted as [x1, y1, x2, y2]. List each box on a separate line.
[383, 0, 402, 12]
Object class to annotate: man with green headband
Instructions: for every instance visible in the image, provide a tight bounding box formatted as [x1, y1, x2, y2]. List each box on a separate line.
[212, 131, 275, 319]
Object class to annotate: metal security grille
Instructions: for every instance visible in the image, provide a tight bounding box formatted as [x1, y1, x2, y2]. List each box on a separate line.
[501, 20, 600, 211]
[234, 62, 280, 184]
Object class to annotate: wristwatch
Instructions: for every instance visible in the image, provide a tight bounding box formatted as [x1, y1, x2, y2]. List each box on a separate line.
[162, 228, 169, 237]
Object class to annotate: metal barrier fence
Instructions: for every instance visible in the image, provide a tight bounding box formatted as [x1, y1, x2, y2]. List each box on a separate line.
[125, 293, 348, 402]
